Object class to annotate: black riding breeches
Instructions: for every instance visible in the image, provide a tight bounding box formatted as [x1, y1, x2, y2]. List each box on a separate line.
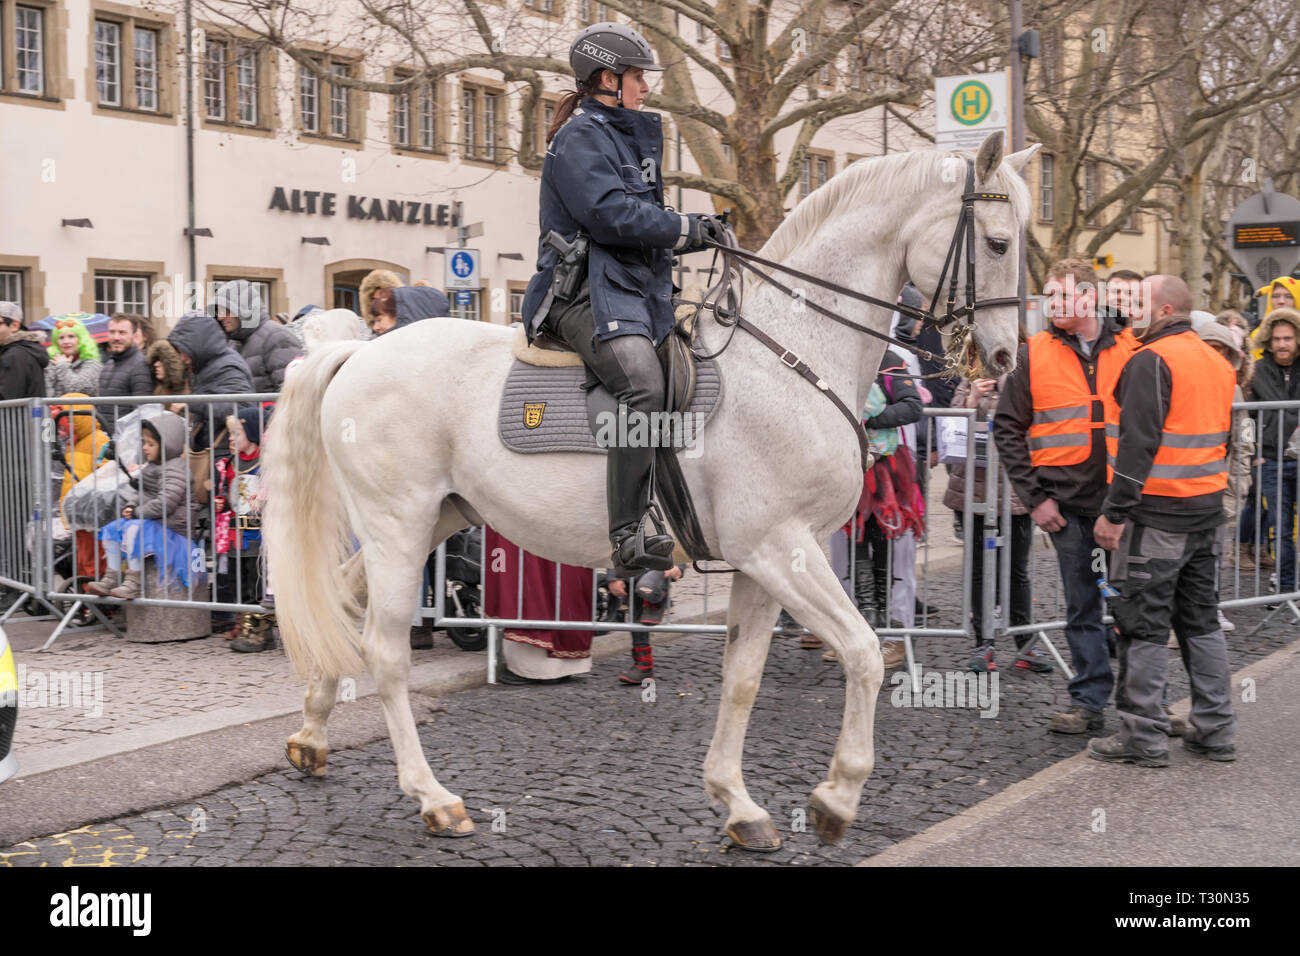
[545, 281, 666, 422]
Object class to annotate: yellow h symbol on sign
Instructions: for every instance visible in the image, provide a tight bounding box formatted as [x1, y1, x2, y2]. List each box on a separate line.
[951, 80, 992, 126]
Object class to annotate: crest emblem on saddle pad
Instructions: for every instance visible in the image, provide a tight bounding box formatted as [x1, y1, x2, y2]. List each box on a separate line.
[523, 402, 547, 429]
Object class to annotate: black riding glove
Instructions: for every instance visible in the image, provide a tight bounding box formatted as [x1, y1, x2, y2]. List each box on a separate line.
[677, 214, 726, 254]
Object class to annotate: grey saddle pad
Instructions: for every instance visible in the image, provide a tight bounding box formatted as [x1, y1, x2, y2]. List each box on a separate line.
[499, 357, 722, 454]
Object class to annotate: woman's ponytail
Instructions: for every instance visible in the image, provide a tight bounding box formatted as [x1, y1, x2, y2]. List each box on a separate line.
[545, 75, 604, 146]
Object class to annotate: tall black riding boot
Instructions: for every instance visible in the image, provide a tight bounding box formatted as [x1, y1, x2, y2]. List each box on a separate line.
[608, 439, 674, 576]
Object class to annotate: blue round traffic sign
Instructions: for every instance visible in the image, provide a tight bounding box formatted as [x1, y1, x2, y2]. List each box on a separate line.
[450, 251, 474, 278]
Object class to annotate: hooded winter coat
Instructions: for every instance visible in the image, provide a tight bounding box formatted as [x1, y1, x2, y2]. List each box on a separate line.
[0, 328, 50, 400]
[168, 311, 254, 449]
[393, 285, 449, 329]
[120, 411, 203, 537]
[146, 340, 188, 395]
[51, 393, 110, 503]
[211, 280, 300, 392]
[1247, 308, 1300, 462]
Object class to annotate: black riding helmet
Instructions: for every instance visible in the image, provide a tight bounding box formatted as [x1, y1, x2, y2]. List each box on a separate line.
[569, 22, 662, 104]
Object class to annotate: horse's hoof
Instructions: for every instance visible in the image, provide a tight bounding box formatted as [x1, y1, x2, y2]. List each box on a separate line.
[285, 740, 327, 777]
[726, 818, 782, 853]
[808, 792, 851, 845]
[424, 801, 475, 838]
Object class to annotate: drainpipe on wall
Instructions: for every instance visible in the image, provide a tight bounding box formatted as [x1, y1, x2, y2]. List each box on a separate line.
[184, 0, 197, 296]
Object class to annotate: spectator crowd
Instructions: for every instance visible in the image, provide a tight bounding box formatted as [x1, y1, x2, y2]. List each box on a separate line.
[1, 258, 1298, 756]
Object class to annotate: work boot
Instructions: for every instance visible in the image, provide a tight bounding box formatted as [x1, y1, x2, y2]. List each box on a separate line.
[880, 640, 907, 669]
[232, 613, 276, 653]
[1237, 544, 1256, 571]
[617, 643, 654, 685]
[1087, 734, 1169, 767]
[108, 570, 141, 600]
[608, 441, 674, 575]
[1048, 705, 1104, 735]
[1182, 733, 1236, 762]
[85, 568, 121, 596]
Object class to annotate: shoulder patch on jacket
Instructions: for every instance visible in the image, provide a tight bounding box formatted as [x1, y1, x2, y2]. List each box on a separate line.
[592, 113, 606, 124]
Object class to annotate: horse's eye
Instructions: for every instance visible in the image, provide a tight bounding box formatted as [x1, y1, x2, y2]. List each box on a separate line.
[986, 237, 1009, 256]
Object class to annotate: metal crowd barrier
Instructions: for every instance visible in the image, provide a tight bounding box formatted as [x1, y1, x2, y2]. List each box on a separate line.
[0, 393, 276, 647]
[6, 389, 1298, 675]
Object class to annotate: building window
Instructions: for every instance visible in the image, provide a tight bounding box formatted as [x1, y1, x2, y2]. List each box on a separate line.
[800, 153, 831, 199]
[15, 4, 46, 95]
[419, 82, 437, 149]
[133, 26, 158, 111]
[577, 0, 608, 22]
[1119, 207, 1140, 233]
[300, 65, 319, 132]
[696, 21, 705, 43]
[460, 82, 505, 164]
[236, 45, 257, 124]
[394, 75, 441, 153]
[329, 62, 349, 137]
[0, 270, 23, 312]
[483, 91, 497, 161]
[394, 88, 410, 146]
[536, 97, 556, 154]
[461, 86, 475, 156]
[93, 13, 173, 115]
[1039, 153, 1054, 221]
[203, 36, 264, 128]
[95, 19, 121, 106]
[509, 288, 524, 323]
[1084, 161, 1100, 227]
[818, 63, 832, 87]
[718, 38, 731, 61]
[722, 142, 733, 163]
[204, 39, 227, 120]
[95, 274, 150, 317]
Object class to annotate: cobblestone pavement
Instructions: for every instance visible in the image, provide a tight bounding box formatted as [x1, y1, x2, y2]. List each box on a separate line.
[3, 620, 466, 753]
[3, 563, 1293, 866]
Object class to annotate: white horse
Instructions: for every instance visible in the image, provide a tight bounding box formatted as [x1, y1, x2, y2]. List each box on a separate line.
[263, 133, 1038, 850]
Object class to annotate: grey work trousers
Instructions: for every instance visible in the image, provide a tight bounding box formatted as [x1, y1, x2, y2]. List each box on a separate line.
[1109, 521, 1236, 755]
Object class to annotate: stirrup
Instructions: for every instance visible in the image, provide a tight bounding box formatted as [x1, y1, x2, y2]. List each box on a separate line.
[611, 503, 675, 576]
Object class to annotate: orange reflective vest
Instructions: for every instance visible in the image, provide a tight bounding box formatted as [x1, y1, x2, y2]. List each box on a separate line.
[1027, 329, 1137, 467]
[1103, 331, 1234, 498]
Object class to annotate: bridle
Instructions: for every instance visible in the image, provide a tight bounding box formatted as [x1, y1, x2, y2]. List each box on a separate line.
[683, 158, 1019, 472]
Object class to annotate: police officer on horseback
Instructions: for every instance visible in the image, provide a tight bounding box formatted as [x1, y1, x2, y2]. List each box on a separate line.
[522, 23, 725, 575]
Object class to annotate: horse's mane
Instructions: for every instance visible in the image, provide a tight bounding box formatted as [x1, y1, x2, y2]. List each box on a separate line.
[758, 148, 1031, 262]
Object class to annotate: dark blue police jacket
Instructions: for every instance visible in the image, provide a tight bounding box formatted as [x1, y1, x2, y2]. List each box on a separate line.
[521, 96, 686, 347]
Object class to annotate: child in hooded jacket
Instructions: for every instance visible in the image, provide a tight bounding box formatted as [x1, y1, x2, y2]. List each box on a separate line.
[86, 411, 203, 599]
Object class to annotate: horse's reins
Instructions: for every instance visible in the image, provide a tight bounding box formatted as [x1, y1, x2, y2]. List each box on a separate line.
[682, 159, 1016, 472]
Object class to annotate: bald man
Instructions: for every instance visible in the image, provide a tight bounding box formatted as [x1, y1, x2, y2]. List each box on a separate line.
[1090, 275, 1237, 766]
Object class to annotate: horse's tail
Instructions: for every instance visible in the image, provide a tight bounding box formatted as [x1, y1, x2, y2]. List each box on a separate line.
[262, 339, 369, 679]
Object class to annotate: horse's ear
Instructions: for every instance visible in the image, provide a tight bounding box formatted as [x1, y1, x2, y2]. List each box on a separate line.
[1004, 143, 1044, 177]
[975, 131, 1005, 185]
